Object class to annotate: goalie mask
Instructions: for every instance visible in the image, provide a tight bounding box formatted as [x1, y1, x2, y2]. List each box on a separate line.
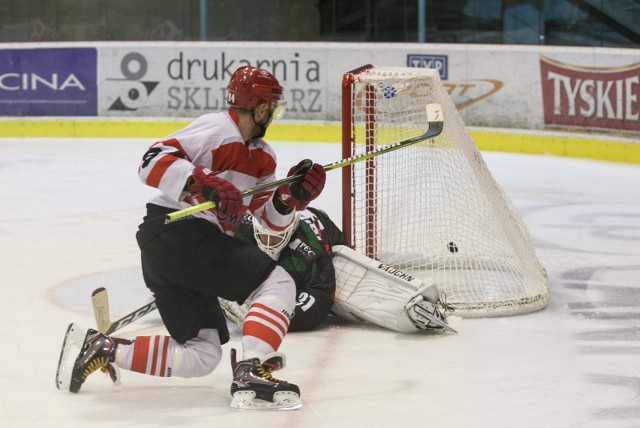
[252, 214, 300, 261]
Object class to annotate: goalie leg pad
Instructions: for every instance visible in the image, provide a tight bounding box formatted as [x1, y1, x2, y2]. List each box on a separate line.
[332, 245, 454, 333]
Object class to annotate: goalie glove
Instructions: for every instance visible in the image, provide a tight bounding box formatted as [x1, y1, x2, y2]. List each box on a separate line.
[219, 298, 248, 327]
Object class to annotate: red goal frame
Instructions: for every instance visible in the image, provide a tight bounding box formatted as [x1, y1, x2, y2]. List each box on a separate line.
[341, 64, 378, 258]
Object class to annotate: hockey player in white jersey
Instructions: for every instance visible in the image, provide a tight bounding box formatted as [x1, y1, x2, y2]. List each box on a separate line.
[58, 66, 327, 410]
[224, 208, 455, 334]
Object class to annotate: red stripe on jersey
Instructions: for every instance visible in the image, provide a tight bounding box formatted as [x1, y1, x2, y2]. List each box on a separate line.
[252, 148, 277, 177]
[159, 138, 190, 161]
[147, 156, 178, 188]
[131, 336, 151, 373]
[258, 208, 291, 232]
[250, 191, 273, 215]
[210, 143, 276, 178]
[243, 320, 284, 351]
[228, 109, 239, 125]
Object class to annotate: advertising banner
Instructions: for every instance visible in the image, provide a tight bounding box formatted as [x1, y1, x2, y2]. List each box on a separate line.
[96, 43, 526, 127]
[0, 48, 97, 116]
[98, 46, 325, 120]
[540, 55, 639, 132]
[0, 42, 636, 134]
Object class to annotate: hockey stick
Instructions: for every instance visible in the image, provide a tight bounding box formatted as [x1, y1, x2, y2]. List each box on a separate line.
[165, 103, 444, 223]
[91, 287, 157, 335]
[92, 287, 244, 335]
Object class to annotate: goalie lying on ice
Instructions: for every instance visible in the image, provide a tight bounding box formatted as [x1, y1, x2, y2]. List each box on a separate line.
[226, 208, 455, 334]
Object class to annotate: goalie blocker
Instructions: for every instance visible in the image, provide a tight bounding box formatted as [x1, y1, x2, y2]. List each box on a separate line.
[331, 245, 456, 334]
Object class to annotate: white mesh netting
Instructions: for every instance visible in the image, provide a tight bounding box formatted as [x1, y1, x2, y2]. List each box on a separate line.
[343, 66, 548, 317]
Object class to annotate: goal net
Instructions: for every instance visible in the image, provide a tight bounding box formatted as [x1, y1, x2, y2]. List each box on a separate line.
[341, 65, 548, 317]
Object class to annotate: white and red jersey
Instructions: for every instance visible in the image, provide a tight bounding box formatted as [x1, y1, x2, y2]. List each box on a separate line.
[138, 110, 294, 234]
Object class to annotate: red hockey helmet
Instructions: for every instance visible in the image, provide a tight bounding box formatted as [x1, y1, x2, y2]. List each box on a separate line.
[227, 66, 283, 111]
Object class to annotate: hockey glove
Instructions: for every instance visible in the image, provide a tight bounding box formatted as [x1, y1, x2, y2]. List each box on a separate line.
[190, 165, 243, 217]
[275, 160, 326, 211]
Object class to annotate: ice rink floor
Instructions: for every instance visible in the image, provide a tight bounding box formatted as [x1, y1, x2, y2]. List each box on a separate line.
[1, 136, 639, 428]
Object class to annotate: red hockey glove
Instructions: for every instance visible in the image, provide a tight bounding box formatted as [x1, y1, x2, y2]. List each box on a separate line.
[190, 165, 243, 217]
[276, 160, 326, 211]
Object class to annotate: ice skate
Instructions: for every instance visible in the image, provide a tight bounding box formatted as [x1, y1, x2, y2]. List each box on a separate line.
[229, 348, 301, 410]
[69, 328, 131, 393]
[55, 323, 87, 390]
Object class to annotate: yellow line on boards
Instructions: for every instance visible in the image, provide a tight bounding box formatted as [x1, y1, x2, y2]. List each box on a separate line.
[0, 119, 637, 164]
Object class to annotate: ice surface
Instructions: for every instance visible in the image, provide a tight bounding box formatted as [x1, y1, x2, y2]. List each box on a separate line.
[0, 137, 638, 427]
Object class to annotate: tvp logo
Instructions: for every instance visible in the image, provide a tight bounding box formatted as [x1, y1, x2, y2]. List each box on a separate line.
[108, 52, 159, 111]
[407, 54, 448, 80]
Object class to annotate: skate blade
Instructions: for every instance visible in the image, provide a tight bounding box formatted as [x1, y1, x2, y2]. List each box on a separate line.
[55, 323, 86, 391]
[230, 390, 302, 411]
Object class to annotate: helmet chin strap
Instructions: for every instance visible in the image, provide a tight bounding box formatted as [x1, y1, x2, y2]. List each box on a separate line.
[251, 108, 274, 139]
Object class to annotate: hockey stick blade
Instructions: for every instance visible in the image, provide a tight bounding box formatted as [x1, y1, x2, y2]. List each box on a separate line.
[166, 103, 443, 223]
[91, 287, 112, 334]
[91, 287, 158, 335]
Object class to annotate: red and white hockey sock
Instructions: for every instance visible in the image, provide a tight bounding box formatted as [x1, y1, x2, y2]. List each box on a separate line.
[242, 302, 290, 357]
[115, 335, 175, 377]
[241, 266, 295, 360]
[114, 329, 222, 378]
